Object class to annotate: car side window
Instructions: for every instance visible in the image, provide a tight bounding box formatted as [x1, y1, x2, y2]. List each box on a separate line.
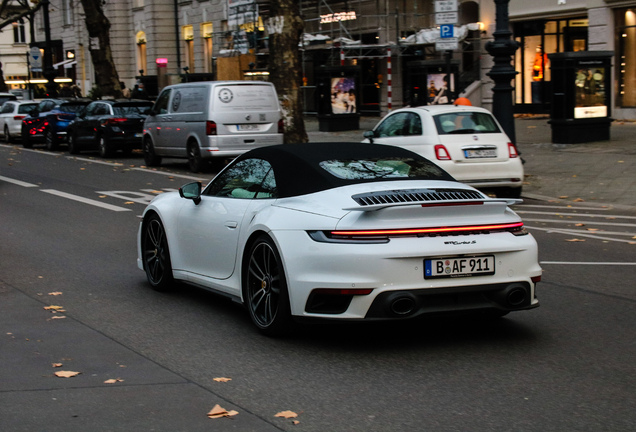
[44, 101, 56, 111]
[375, 112, 410, 137]
[85, 103, 96, 116]
[36, 101, 48, 112]
[204, 159, 274, 199]
[405, 112, 422, 135]
[154, 89, 171, 115]
[1, 103, 13, 114]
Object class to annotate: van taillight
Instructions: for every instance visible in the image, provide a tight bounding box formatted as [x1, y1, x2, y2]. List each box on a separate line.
[434, 144, 451, 160]
[206, 120, 217, 135]
[278, 119, 284, 134]
[508, 142, 519, 158]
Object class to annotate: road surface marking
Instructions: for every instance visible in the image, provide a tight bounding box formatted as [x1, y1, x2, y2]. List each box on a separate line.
[0, 175, 38, 187]
[0, 145, 61, 156]
[41, 189, 131, 212]
[512, 204, 610, 211]
[538, 228, 636, 236]
[517, 210, 636, 220]
[96, 190, 155, 205]
[540, 261, 636, 265]
[66, 156, 124, 167]
[131, 168, 206, 181]
[526, 225, 636, 243]
[523, 218, 636, 228]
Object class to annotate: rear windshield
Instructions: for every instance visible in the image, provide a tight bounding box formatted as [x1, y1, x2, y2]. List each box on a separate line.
[59, 103, 88, 113]
[113, 104, 152, 115]
[0, 96, 16, 105]
[433, 112, 501, 135]
[319, 157, 447, 180]
[214, 85, 278, 112]
[18, 104, 38, 114]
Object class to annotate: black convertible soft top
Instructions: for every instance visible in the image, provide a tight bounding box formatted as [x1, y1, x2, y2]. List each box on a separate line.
[233, 142, 455, 198]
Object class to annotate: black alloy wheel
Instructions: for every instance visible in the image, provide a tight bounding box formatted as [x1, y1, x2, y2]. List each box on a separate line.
[45, 129, 58, 151]
[98, 135, 114, 158]
[244, 235, 292, 336]
[187, 142, 207, 173]
[4, 126, 11, 144]
[143, 138, 162, 167]
[142, 214, 174, 292]
[67, 132, 80, 154]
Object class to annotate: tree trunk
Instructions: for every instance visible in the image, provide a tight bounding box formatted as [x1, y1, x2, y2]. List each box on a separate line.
[267, 0, 308, 144]
[79, 0, 122, 98]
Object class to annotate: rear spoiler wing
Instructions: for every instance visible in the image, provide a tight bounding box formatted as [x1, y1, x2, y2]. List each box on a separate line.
[342, 198, 522, 212]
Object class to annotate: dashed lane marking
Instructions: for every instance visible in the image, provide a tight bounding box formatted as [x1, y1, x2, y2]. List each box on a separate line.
[523, 218, 636, 228]
[0, 175, 38, 187]
[131, 167, 206, 181]
[0, 145, 61, 156]
[526, 225, 636, 243]
[40, 189, 132, 212]
[512, 204, 610, 211]
[540, 261, 636, 265]
[517, 211, 636, 220]
[66, 156, 124, 167]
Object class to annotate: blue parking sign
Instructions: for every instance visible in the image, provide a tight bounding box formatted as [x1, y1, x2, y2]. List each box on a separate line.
[440, 25, 454, 38]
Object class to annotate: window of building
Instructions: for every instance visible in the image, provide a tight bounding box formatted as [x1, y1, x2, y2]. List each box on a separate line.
[62, 0, 73, 26]
[616, 8, 636, 107]
[13, 19, 26, 44]
[201, 22, 213, 73]
[183, 25, 195, 73]
[136, 31, 147, 75]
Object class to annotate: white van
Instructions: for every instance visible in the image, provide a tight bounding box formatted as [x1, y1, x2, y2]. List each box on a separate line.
[143, 81, 284, 172]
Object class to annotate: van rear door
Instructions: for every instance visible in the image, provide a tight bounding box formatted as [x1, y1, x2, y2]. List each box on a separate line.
[211, 84, 282, 151]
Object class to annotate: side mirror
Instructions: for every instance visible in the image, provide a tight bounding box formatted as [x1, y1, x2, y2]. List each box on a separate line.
[363, 130, 376, 144]
[179, 181, 202, 205]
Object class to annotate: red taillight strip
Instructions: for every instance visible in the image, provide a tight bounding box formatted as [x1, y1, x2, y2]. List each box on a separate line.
[331, 222, 524, 236]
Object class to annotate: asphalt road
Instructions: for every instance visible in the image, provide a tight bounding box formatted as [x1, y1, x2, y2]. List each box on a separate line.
[1, 144, 635, 432]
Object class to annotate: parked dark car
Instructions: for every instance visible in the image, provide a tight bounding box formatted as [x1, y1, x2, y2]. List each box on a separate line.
[21, 98, 91, 150]
[67, 99, 153, 157]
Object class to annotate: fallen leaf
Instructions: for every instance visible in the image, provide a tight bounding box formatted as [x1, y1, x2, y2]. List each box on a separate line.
[565, 239, 586, 242]
[574, 223, 585, 227]
[586, 228, 601, 231]
[293, 420, 300, 425]
[104, 378, 124, 384]
[572, 198, 585, 202]
[572, 175, 577, 177]
[80, 168, 85, 170]
[207, 405, 239, 419]
[38, 276, 44, 279]
[275, 411, 298, 419]
[629, 242, 636, 245]
[43, 305, 63, 310]
[527, 126, 536, 129]
[213, 377, 232, 382]
[632, 236, 636, 239]
[124, 201, 135, 205]
[618, 161, 624, 163]
[168, 176, 174, 179]
[50, 316, 66, 319]
[606, 217, 615, 220]
[558, 196, 568, 199]
[55, 371, 81, 378]
[119, 365, 126, 368]
[48, 292, 63, 296]
[99, 195, 107, 198]
[6, 332, 12, 335]
[52, 363, 63, 367]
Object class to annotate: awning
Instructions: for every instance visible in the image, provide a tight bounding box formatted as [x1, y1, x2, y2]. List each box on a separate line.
[53, 59, 76, 68]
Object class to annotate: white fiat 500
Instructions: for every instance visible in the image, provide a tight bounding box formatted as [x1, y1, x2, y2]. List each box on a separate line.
[363, 105, 524, 198]
[138, 142, 540, 335]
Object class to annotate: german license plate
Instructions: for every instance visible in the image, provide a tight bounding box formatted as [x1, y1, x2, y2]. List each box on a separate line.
[237, 124, 259, 131]
[424, 255, 495, 279]
[464, 149, 497, 158]
[134, 133, 142, 138]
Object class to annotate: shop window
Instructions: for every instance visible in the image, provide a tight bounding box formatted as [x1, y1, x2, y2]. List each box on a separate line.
[201, 23, 213, 73]
[183, 25, 195, 73]
[617, 9, 636, 107]
[136, 31, 147, 74]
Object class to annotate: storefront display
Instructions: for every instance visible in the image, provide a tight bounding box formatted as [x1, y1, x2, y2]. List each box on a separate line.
[616, 8, 636, 108]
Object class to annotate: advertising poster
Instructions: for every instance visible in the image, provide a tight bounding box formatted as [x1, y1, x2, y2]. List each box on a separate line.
[427, 73, 454, 105]
[330, 77, 356, 114]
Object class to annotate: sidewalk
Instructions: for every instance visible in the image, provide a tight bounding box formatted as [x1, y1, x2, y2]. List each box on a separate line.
[305, 116, 636, 211]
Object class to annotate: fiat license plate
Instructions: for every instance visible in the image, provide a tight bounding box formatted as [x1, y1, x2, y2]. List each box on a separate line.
[424, 255, 495, 279]
[237, 124, 259, 131]
[464, 149, 497, 158]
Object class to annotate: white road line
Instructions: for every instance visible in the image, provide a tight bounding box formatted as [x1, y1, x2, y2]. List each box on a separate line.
[41, 189, 132, 212]
[526, 225, 636, 243]
[66, 156, 124, 167]
[540, 261, 636, 265]
[523, 218, 636, 228]
[131, 168, 206, 181]
[540, 228, 636, 236]
[512, 204, 610, 211]
[1, 145, 61, 156]
[517, 210, 636, 220]
[0, 175, 38, 187]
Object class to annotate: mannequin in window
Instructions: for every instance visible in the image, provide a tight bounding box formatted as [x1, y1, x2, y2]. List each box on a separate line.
[532, 45, 548, 81]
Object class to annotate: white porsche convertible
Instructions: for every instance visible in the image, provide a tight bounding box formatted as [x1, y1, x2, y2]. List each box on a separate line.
[138, 142, 541, 335]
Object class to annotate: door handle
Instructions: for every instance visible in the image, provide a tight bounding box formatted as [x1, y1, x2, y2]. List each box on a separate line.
[225, 221, 238, 229]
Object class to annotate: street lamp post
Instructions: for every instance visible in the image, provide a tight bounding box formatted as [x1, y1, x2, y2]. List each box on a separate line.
[485, 0, 519, 144]
[41, 0, 58, 97]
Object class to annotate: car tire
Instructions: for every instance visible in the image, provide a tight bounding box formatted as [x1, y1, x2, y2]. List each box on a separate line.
[98, 135, 114, 158]
[243, 235, 292, 336]
[45, 129, 58, 151]
[495, 186, 522, 199]
[142, 214, 175, 292]
[4, 126, 12, 144]
[187, 142, 208, 173]
[143, 138, 162, 167]
[68, 132, 80, 154]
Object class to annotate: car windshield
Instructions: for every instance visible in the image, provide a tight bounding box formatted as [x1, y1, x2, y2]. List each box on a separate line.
[433, 112, 501, 134]
[18, 104, 38, 114]
[319, 157, 447, 180]
[59, 104, 88, 113]
[0, 96, 15, 105]
[113, 104, 152, 115]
